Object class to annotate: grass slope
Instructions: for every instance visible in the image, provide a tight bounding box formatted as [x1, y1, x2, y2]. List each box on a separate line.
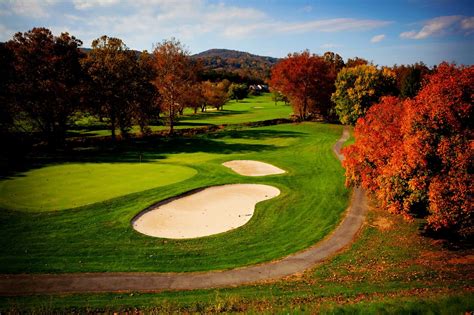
[1, 197, 472, 313]
[0, 122, 348, 273]
[0, 163, 196, 212]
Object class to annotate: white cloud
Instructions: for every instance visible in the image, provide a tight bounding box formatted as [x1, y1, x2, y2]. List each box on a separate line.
[301, 5, 312, 13]
[0, 24, 16, 41]
[1, 0, 58, 18]
[371, 34, 385, 43]
[275, 18, 390, 34]
[73, 0, 120, 10]
[400, 15, 474, 39]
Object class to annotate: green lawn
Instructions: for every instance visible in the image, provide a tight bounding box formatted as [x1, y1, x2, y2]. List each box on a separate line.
[0, 122, 348, 273]
[2, 193, 472, 313]
[69, 93, 292, 138]
[0, 163, 197, 212]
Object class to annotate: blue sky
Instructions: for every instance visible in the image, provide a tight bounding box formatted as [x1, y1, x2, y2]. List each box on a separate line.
[1, 0, 473, 66]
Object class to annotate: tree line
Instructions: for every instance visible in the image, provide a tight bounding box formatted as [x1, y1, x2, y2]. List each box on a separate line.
[270, 52, 472, 238]
[0, 28, 250, 147]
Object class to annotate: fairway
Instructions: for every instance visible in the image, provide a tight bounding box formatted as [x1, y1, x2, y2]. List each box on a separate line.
[0, 163, 197, 212]
[0, 122, 348, 273]
[70, 93, 292, 138]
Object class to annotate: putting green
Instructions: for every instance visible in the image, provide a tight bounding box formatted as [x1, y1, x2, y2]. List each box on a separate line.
[0, 163, 197, 212]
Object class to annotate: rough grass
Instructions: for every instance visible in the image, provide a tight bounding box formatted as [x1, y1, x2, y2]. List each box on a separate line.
[0, 122, 348, 273]
[0, 163, 196, 212]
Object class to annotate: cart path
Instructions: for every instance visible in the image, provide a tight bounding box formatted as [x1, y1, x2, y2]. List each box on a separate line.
[0, 126, 367, 295]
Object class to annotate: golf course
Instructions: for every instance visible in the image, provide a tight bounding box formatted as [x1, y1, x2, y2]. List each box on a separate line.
[1, 6, 472, 310]
[0, 93, 472, 313]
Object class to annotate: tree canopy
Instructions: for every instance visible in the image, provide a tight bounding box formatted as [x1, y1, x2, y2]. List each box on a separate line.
[343, 63, 473, 237]
[331, 65, 396, 125]
[270, 51, 335, 120]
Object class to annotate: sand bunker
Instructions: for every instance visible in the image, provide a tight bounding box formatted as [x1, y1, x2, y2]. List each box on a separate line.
[223, 160, 286, 176]
[132, 184, 280, 239]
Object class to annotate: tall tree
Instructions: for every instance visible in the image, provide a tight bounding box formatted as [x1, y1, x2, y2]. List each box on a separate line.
[343, 63, 473, 237]
[346, 57, 369, 68]
[331, 64, 396, 125]
[202, 80, 228, 110]
[392, 62, 430, 99]
[270, 51, 335, 120]
[152, 38, 196, 134]
[323, 51, 345, 75]
[134, 50, 159, 135]
[82, 35, 141, 140]
[6, 27, 84, 147]
[228, 83, 248, 102]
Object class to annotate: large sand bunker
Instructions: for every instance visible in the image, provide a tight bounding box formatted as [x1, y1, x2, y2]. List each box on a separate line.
[132, 184, 280, 239]
[223, 160, 285, 176]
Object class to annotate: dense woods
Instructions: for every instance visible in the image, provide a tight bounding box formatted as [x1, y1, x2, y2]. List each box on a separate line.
[1, 27, 471, 237]
[343, 63, 473, 237]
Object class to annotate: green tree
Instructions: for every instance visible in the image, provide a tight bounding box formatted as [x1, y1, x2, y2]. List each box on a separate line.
[331, 65, 396, 125]
[228, 83, 248, 102]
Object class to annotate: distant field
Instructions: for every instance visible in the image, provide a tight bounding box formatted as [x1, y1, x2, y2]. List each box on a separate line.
[69, 93, 292, 138]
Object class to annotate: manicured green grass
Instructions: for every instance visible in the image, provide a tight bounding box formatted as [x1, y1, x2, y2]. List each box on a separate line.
[1, 201, 471, 313]
[0, 163, 197, 212]
[69, 93, 292, 138]
[0, 122, 348, 273]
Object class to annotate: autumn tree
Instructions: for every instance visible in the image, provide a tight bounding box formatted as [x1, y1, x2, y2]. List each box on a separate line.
[0, 42, 15, 135]
[331, 64, 396, 125]
[202, 80, 228, 110]
[82, 35, 142, 140]
[343, 63, 473, 237]
[323, 51, 345, 75]
[134, 50, 159, 135]
[6, 28, 85, 147]
[270, 51, 335, 120]
[346, 57, 368, 68]
[392, 62, 430, 99]
[152, 38, 196, 134]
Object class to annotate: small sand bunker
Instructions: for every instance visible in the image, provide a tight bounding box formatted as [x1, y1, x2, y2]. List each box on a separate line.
[132, 184, 280, 239]
[223, 160, 286, 176]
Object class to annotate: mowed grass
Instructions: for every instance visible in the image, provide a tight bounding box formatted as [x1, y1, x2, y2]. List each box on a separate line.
[2, 193, 472, 313]
[70, 93, 292, 138]
[0, 163, 197, 212]
[0, 122, 347, 273]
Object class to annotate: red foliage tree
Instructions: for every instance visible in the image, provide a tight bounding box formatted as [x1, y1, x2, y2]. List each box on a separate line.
[343, 63, 473, 237]
[270, 51, 335, 120]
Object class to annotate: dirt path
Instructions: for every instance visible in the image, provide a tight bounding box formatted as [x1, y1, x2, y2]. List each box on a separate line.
[0, 126, 367, 295]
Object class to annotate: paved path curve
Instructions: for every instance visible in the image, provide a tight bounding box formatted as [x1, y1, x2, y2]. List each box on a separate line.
[0, 126, 367, 295]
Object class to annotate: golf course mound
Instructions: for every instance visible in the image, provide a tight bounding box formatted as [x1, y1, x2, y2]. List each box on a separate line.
[223, 160, 285, 176]
[132, 184, 280, 239]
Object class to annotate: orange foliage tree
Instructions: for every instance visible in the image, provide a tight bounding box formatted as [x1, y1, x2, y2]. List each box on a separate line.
[152, 38, 197, 134]
[343, 63, 473, 237]
[270, 51, 335, 120]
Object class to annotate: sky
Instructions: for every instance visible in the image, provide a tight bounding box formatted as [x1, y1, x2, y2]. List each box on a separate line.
[0, 0, 473, 66]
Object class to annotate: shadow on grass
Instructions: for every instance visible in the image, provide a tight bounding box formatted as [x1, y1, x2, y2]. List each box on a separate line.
[1, 128, 300, 180]
[179, 109, 248, 122]
[208, 128, 306, 141]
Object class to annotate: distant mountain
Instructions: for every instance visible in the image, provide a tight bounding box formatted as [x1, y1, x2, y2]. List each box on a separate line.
[192, 49, 279, 84]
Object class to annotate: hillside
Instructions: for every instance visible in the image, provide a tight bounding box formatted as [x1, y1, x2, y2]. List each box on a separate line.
[193, 48, 279, 84]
